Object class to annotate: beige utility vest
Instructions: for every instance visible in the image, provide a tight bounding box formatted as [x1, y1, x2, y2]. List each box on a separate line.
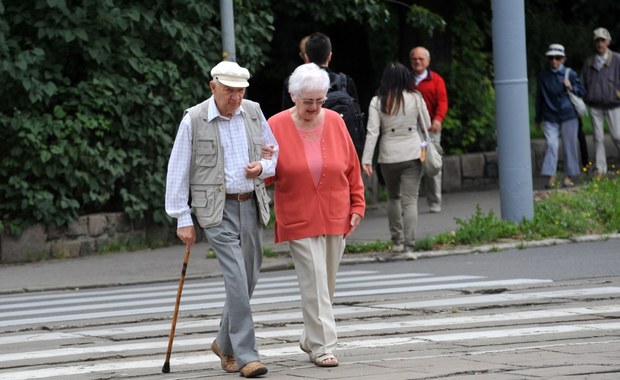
[185, 99, 271, 228]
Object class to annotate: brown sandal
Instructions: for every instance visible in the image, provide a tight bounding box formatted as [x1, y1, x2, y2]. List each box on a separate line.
[211, 340, 238, 373]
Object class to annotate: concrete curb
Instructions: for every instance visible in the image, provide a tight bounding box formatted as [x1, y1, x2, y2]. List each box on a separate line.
[341, 232, 620, 263]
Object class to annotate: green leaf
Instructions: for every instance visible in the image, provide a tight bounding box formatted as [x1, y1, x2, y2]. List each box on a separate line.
[74, 28, 88, 41]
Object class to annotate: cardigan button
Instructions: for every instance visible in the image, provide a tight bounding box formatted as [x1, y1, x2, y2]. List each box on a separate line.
[391, 128, 395, 132]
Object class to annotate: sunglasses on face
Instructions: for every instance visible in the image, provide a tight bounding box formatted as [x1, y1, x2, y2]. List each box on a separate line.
[548, 56, 564, 61]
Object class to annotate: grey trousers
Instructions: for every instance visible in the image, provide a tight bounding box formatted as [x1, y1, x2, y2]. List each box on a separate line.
[203, 198, 263, 368]
[380, 159, 423, 247]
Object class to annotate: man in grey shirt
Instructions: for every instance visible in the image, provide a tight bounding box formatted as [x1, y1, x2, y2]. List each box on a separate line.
[581, 27, 620, 175]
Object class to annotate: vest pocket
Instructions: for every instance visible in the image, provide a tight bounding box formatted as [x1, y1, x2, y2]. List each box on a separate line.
[251, 135, 263, 159]
[254, 181, 271, 225]
[195, 139, 217, 167]
[191, 187, 215, 217]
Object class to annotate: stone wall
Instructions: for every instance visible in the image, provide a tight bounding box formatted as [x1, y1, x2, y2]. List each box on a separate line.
[1, 213, 175, 263]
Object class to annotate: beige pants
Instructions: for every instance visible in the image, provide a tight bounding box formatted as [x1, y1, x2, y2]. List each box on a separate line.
[289, 235, 345, 357]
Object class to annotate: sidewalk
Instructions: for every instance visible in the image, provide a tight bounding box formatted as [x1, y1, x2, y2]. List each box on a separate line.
[4, 181, 619, 294]
[0, 188, 505, 294]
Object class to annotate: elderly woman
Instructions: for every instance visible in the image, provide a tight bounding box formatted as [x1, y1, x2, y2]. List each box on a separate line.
[267, 63, 365, 367]
[361, 62, 431, 253]
[535, 43, 584, 188]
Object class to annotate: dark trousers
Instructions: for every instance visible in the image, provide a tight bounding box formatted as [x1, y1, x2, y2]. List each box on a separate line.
[577, 118, 589, 168]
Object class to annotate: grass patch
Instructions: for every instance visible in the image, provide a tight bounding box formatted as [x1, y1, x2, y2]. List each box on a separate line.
[345, 174, 619, 254]
[418, 175, 619, 251]
[345, 240, 391, 254]
[263, 246, 280, 258]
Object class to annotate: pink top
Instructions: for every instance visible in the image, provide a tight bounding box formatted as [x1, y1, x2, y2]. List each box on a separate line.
[297, 124, 324, 188]
[266, 109, 365, 243]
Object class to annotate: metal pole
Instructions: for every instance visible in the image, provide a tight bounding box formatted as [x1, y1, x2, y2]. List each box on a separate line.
[491, 0, 534, 222]
[220, 0, 236, 62]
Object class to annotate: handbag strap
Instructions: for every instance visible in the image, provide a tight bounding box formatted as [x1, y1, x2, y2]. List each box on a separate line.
[563, 68, 573, 91]
[415, 93, 432, 141]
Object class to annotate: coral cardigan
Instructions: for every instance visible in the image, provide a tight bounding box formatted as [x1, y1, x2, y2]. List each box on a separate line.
[267, 109, 365, 243]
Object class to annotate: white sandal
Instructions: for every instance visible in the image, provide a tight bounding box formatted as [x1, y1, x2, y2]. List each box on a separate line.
[312, 353, 339, 367]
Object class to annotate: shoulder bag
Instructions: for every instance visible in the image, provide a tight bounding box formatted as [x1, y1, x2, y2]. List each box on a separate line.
[564, 68, 588, 117]
[416, 94, 443, 177]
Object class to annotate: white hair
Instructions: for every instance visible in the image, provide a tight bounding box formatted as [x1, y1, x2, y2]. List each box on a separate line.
[287, 63, 330, 98]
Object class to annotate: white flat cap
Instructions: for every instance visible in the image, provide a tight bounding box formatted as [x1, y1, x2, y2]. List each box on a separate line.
[210, 61, 250, 88]
[593, 27, 611, 41]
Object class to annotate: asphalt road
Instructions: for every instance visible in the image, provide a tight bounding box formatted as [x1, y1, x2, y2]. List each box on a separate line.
[1, 241, 619, 379]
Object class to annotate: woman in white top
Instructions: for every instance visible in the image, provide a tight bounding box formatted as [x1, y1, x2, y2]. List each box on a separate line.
[361, 62, 431, 253]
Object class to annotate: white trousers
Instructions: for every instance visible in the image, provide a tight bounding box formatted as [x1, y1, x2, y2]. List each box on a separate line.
[289, 235, 345, 357]
[590, 106, 620, 174]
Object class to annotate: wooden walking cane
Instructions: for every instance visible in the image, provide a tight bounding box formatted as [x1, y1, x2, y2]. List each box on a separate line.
[162, 245, 191, 373]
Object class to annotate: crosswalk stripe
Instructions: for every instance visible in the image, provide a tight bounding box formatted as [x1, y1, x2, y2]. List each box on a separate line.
[2, 286, 617, 346]
[334, 278, 552, 297]
[0, 306, 375, 345]
[2, 321, 619, 380]
[4, 304, 619, 363]
[2, 267, 620, 380]
[0, 278, 551, 327]
[380, 286, 620, 309]
[0, 272, 429, 310]
[0, 275, 479, 316]
[0, 270, 377, 304]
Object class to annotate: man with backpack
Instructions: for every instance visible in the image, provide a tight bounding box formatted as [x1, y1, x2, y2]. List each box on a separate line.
[283, 32, 366, 159]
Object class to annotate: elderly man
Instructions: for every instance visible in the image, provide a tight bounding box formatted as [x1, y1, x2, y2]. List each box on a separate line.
[409, 46, 448, 213]
[165, 61, 278, 378]
[581, 27, 620, 176]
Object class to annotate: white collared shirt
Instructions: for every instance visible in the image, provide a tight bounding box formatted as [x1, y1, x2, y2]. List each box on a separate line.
[595, 50, 609, 70]
[415, 70, 429, 86]
[165, 97, 278, 228]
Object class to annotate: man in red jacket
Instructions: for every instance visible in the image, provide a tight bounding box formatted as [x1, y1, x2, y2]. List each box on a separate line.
[409, 46, 449, 213]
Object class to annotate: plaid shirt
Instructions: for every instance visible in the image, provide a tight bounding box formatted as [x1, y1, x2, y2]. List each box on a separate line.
[165, 97, 278, 228]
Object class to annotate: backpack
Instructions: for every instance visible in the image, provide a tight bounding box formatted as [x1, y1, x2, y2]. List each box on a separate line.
[324, 73, 366, 157]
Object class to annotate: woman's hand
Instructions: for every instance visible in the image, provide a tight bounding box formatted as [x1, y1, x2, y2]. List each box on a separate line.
[362, 164, 373, 177]
[260, 145, 275, 159]
[345, 213, 362, 237]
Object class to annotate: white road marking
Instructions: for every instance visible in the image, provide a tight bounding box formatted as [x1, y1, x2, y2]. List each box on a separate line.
[2, 321, 619, 380]
[0, 278, 551, 327]
[3, 305, 619, 363]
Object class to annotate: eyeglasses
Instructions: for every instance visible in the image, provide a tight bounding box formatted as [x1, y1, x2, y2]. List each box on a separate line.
[548, 56, 564, 61]
[300, 98, 327, 106]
